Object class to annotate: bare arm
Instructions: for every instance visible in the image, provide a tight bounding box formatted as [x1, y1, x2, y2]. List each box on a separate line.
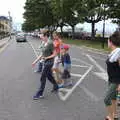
[117, 59, 120, 91]
[118, 59, 120, 65]
[32, 55, 42, 66]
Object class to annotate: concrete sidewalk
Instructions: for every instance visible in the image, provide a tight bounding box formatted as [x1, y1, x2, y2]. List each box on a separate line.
[0, 37, 10, 48]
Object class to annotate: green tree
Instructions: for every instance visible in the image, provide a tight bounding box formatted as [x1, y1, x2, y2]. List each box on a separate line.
[23, 0, 54, 31]
[50, 0, 66, 33]
[50, 0, 80, 36]
[22, 20, 36, 32]
[107, 0, 120, 26]
[63, 0, 80, 38]
[76, 0, 109, 39]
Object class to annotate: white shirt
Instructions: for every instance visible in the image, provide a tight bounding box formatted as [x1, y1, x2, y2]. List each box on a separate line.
[109, 48, 120, 62]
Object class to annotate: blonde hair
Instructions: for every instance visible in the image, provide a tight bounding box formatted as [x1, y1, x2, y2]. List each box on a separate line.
[53, 31, 60, 38]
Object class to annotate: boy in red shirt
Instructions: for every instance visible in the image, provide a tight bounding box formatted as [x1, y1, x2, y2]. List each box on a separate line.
[61, 44, 73, 87]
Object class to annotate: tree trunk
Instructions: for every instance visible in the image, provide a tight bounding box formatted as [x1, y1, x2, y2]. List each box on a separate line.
[91, 22, 95, 40]
[60, 26, 63, 33]
[60, 26, 63, 37]
[72, 26, 75, 39]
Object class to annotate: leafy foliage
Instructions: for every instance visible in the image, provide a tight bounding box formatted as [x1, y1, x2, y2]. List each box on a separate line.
[23, 0, 120, 38]
[107, 0, 120, 25]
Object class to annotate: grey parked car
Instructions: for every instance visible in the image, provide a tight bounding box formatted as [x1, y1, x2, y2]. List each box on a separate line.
[16, 33, 27, 42]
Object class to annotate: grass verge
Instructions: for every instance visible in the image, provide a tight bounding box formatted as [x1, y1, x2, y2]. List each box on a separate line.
[63, 38, 109, 51]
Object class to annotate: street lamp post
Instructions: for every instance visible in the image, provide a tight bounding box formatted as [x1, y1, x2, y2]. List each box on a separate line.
[8, 11, 12, 39]
[102, 3, 106, 49]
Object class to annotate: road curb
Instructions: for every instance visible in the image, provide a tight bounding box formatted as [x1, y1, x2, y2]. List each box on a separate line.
[71, 45, 109, 54]
[82, 45, 109, 53]
[0, 38, 10, 48]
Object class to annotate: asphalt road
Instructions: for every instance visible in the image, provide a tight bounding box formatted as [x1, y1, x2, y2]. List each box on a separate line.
[0, 36, 109, 120]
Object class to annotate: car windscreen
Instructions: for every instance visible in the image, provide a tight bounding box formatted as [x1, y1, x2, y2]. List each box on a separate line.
[17, 33, 25, 36]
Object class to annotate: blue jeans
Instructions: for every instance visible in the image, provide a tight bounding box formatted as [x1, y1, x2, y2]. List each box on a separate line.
[37, 61, 43, 72]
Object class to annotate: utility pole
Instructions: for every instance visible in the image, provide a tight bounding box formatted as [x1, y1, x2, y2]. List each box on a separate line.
[8, 11, 12, 39]
[102, 3, 106, 49]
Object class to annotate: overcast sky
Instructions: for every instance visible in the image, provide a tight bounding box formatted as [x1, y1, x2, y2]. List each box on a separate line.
[0, 0, 25, 24]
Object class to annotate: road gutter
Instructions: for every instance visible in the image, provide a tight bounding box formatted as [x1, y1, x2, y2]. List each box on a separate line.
[0, 38, 10, 53]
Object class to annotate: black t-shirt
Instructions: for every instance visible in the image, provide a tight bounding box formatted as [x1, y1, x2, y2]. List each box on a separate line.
[106, 59, 120, 84]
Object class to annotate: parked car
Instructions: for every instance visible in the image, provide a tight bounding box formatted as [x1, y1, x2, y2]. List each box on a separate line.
[16, 33, 27, 42]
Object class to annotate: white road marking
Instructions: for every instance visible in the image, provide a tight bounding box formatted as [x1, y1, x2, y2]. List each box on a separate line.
[72, 64, 88, 68]
[90, 55, 106, 61]
[86, 54, 108, 81]
[59, 88, 70, 93]
[71, 73, 82, 77]
[80, 85, 99, 102]
[87, 49, 108, 55]
[86, 54, 106, 73]
[28, 42, 38, 57]
[72, 58, 91, 66]
[93, 72, 108, 82]
[58, 66, 93, 101]
[82, 52, 106, 61]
